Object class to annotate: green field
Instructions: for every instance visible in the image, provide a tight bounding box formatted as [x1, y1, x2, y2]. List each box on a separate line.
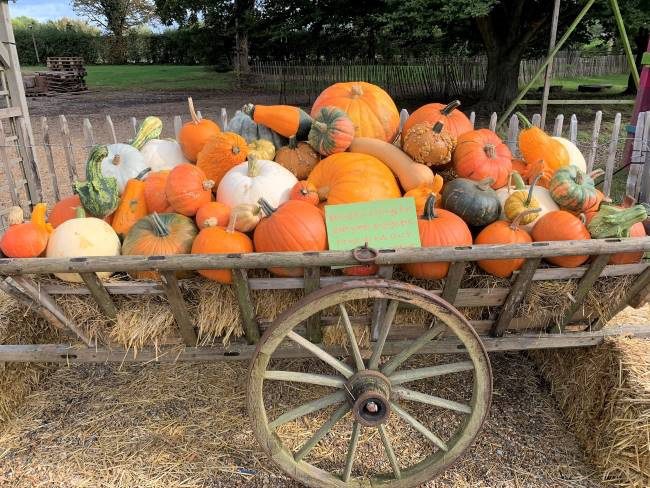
[530, 73, 629, 94]
[22, 65, 236, 91]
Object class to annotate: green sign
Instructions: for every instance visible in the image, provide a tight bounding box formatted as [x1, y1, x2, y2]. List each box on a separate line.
[325, 198, 421, 250]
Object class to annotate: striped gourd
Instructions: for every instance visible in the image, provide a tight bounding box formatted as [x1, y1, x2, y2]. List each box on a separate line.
[549, 166, 598, 213]
[308, 106, 355, 156]
[74, 145, 120, 217]
[131, 116, 163, 150]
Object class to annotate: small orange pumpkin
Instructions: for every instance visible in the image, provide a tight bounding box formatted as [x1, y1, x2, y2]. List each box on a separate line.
[195, 201, 231, 229]
[178, 97, 221, 162]
[0, 204, 52, 258]
[289, 181, 319, 206]
[144, 170, 171, 213]
[453, 129, 512, 189]
[402, 100, 472, 142]
[531, 210, 591, 268]
[196, 132, 249, 188]
[403, 174, 444, 215]
[49, 195, 113, 227]
[165, 163, 214, 217]
[111, 168, 150, 239]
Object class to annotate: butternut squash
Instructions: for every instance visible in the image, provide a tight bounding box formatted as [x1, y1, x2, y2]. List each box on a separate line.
[348, 137, 434, 191]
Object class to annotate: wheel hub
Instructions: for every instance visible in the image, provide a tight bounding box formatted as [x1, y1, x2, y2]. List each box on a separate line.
[346, 370, 392, 427]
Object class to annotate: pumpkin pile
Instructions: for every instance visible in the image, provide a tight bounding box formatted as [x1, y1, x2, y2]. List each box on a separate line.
[2, 89, 647, 284]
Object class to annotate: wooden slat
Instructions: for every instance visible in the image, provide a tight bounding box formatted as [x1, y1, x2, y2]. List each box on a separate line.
[603, 112, 622, 197]
[0, 119, 19, 205]
[303, 266, 322, 343]
[637, 126, 650, 204]
[491, 258, 541, 337]
[220, 108, 229, 130]
[506, 115, 519, 154]
[441, 261, 466, 304]
[371, 265, 394, 341]
[552, 114, 564, 136]
[531, 113, 541, 127]
[0, 278, 69, 333]
[232, 268, 260, 344]
[469, 111, 475, 128]
[592, 266, 650, 330]
[160, 271, 197, 346]
[82, 118, 95, 146]
[17, 117, 43, 206]
[59, 115, 78, 181]
[80, 272, 117, 320]
[586, 110, 602, 173]
[625, 111, 647, 199]
[0, 106, 22, 119]
[173, 115, 182, 139]
[40, 117, 61, 201]
[488, 112, 497, 131]
[552, 254, 610, 332]
[131, 117, 138, 136]
[569, 114, 578, 144]
[105, 115, 118, 144]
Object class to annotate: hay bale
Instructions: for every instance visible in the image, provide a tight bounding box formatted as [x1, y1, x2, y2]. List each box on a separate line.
[531, 337, 650, 486]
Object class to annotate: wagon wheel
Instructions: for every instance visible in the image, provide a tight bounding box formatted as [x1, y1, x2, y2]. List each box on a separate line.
[248, 279, 492, 487]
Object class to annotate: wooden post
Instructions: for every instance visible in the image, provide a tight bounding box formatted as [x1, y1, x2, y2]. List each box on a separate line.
[82, 118, 95, 147]
[232, 268, 260, 344]
[159, 271, 197, 346]
[303, 266, 322, 343]
[80, 272, 117, 320]
[105, 115, 117, 144]
[609, 0, 639, 89]
[59, 115, 78, 182]
[586, 111, 602, 173]
[603, 113, 622, 197]
[40, 117, 61, 201]
[371, 265, 394, 341]
[541, 0, 561, 129]
[441, 261, 466, 304]
[0, 118, 19, 207]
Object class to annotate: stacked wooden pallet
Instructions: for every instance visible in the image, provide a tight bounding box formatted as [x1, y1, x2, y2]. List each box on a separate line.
[38, 57, 87, 94]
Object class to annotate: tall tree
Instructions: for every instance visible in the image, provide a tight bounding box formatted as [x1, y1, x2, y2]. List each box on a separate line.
[72, 0, 154, 63]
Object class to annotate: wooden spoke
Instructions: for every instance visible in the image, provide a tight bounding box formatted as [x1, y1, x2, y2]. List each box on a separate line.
[341, 421, 360, 482]
[269, 391, 347, 430]
[394, 387, 472, 414]
[381, 323, 446, 376]
[389, 361, 474, 385]
[286, 331, 354, 378]
[264, 370, 345, 388]
[379, 424, 401, 479]
[391, 402, 449, 452]
[368, 300, 399, 370]
[338, 304, 365, 371]
[293, 403, 350, 462]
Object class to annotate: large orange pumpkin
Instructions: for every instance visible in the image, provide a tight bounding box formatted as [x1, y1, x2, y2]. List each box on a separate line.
[253, 198, 327, 277]
[402, 195, 472, 279]
[144, 170, 171, 213]
[531, 210, 591, 267]
[196, 132, 249, 188]
[49, 194, 113, 227]
[307, 152, 401, 205]
[402, 100, 472, 143]
[177, 97, 221, 162]
[453, 129, 512, 189]
[191, 215, 253, 284]
[311, 82, 399, 142]
[165, 163, 214, 216]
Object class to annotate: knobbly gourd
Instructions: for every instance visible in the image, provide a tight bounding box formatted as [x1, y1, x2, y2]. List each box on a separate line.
[403, 175, 444, 215]
[453, 129, 512, 189]
[402, 194, 472, 280]
[549, 166, 599, 213]
[0, 204, 52, 258]
[111, 168, 151, 239]
[247, 139, 276, 160]
[531, 210, 591, 268]
[242, 103, 312, 139]
[311, 82, 399, 142]
[225, 110, 287, 149]
[348, 137, 435, 191]
[165, 163, 214, 216]
[517, 112, 569, 171]
[402, 121, 456, 167]
[46, 207, 121, 282]
[308, 106, 355, 156]
[402, 100, 472, 142]
[74, 145, 120, 218]
[195, 201, 231, 229]
[178, 97, 221, 161]
[196, 131, 249, 188]
[253, 198, 327, 277]
[441, 177, 501, 227]
[274, 136, 320, 180]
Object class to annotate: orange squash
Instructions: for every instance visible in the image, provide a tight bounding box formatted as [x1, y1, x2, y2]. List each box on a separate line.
[192, 214, 253, 284]
[178, 97, 221, 162]
[112, 168, 150, 238]
[402, 121, 456, 167]
[403, 175, 444, 215]
[144, 170, 171, 214]
[195, 201, 231, 229]
[0, 203, 52, 258]
[196, 132, 249, 188]
[531, 210, 591, 268]
[453, 129, 512, 189]
[289, 181, 319, 206]
[307, 152, 401, 205]
[311, 82, 399, 142]
[242, 104, 312, 139]
[517, 113, 569, 171]
[165, 163, 214, 217]
[49, 195, 113, 227]
[402, 100, 472, 142]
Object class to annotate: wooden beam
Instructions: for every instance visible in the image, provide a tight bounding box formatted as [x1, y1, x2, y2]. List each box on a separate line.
[540, 0, 561, 129]
[232, 268, 260, 344]
[371, 265, 394, 341]
[441, 261, 466, 304]
[303, 266, 322, 343]
[518, 99, 634, 106]
[159, 271, 197, 346]
[80, 272, 117, 320]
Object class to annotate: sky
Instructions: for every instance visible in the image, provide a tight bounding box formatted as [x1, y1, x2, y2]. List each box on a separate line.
[9, 0, 81, 23]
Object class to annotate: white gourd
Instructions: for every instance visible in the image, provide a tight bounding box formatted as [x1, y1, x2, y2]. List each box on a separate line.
[46, 210, 121, 283]
[217, 157, 297, 209]
[495, 175, 558, 232]
[553, 137, 587, 173]
[100, 143, 148, 193]
[140, 139, 187, 172]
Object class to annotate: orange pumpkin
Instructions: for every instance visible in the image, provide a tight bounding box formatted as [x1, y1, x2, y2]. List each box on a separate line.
[289, 181, 319, 206]
[402, 100, 472, 142]
[178, 97, 221, 162]
[311, 82, 399, 142]
[144, 170, 171, 213]
[49, 195, 113, 227]
[196, 132, 249, 188]
[274, 136, 320, 180]
[402, 195, 472, 280]
[112, 168, 150, 239]
[531, 210, 591, 267]
[475, 209, 540, 278]
[453, 129, 512, 189]
[402, 121, 456, 167]
[307, 152, 401, 205]
[195, 201, 231, 229]
[191, 215, 253, 284]
[0, 204, 52, 258]
[403, 174, 444, 215]
[517, 112, 569, 171]
[253, 198, 327, 277]
[165, 163, 214, 217]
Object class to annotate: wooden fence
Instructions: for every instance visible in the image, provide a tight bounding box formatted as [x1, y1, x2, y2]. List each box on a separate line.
[0, 108, 648, 233]
[250, 53, 629, 103]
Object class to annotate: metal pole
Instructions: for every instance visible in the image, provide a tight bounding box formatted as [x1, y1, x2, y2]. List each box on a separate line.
[29, 24, 39, 64]
[497, 0, 597, 128]
[541, 0, 561, 129]
[610, 0, 640, 89]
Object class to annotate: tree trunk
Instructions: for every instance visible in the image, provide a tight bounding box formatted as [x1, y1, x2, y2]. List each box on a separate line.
[239, 30, 250, 74]
[108, 35, 128, 64]
[480, 50, 523, 111]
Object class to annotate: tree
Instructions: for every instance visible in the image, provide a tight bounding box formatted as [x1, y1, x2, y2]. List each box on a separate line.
[72, 0, 154, 63]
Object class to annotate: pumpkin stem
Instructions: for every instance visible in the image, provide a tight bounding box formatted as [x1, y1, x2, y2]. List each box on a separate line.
[590, 169, 604, 179]
[247, 155, 260, 177]
[441, 100, 461, 116]
[422, 194, 437, 220]
[476, 177, 495, 191]
[188, 97, 201, 124]
[202, 179, 215, 191]
[432, 121, 444, 134]
[232, 145, 241, 155]
[311, 121, 327, 134]
[136, 167, 152, 180]
[75, 207, 87, 219]
[350, 84, 363, 98]
[257, 198, 276, 217]
[112, 154, 121, 165]
[484, 143, 497, 159]
[515, 112, 533, 129]
[242, 103, 255, 118]
[511, 171, 526, 191]
[510, 208, 541, 230]
[7, 206, 23, 225]
[150, 212, 170, 237]
[575, 170, 585, 185]
[287, 135, 298, 149]
[525, 174, 542, 207]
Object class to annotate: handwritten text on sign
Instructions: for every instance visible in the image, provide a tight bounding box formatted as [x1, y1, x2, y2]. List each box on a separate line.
[325, 198, 421, 250]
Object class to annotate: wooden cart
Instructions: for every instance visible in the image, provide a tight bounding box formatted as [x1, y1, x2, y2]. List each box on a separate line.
[1, 237, 650, 487]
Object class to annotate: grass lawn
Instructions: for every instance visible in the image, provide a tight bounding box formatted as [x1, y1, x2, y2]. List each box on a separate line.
[529, 73, 630, 95]
[21, 65, 236, 91]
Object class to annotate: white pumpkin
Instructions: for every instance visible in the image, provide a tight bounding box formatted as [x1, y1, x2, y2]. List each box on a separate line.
[100, 143, 148, 194]
[553, 137, 586, 173]
[496, 173, 558, 231]
[140, 139, 188, 172]
[46, 209, 121, 283]
[217, 157, 297, 209]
